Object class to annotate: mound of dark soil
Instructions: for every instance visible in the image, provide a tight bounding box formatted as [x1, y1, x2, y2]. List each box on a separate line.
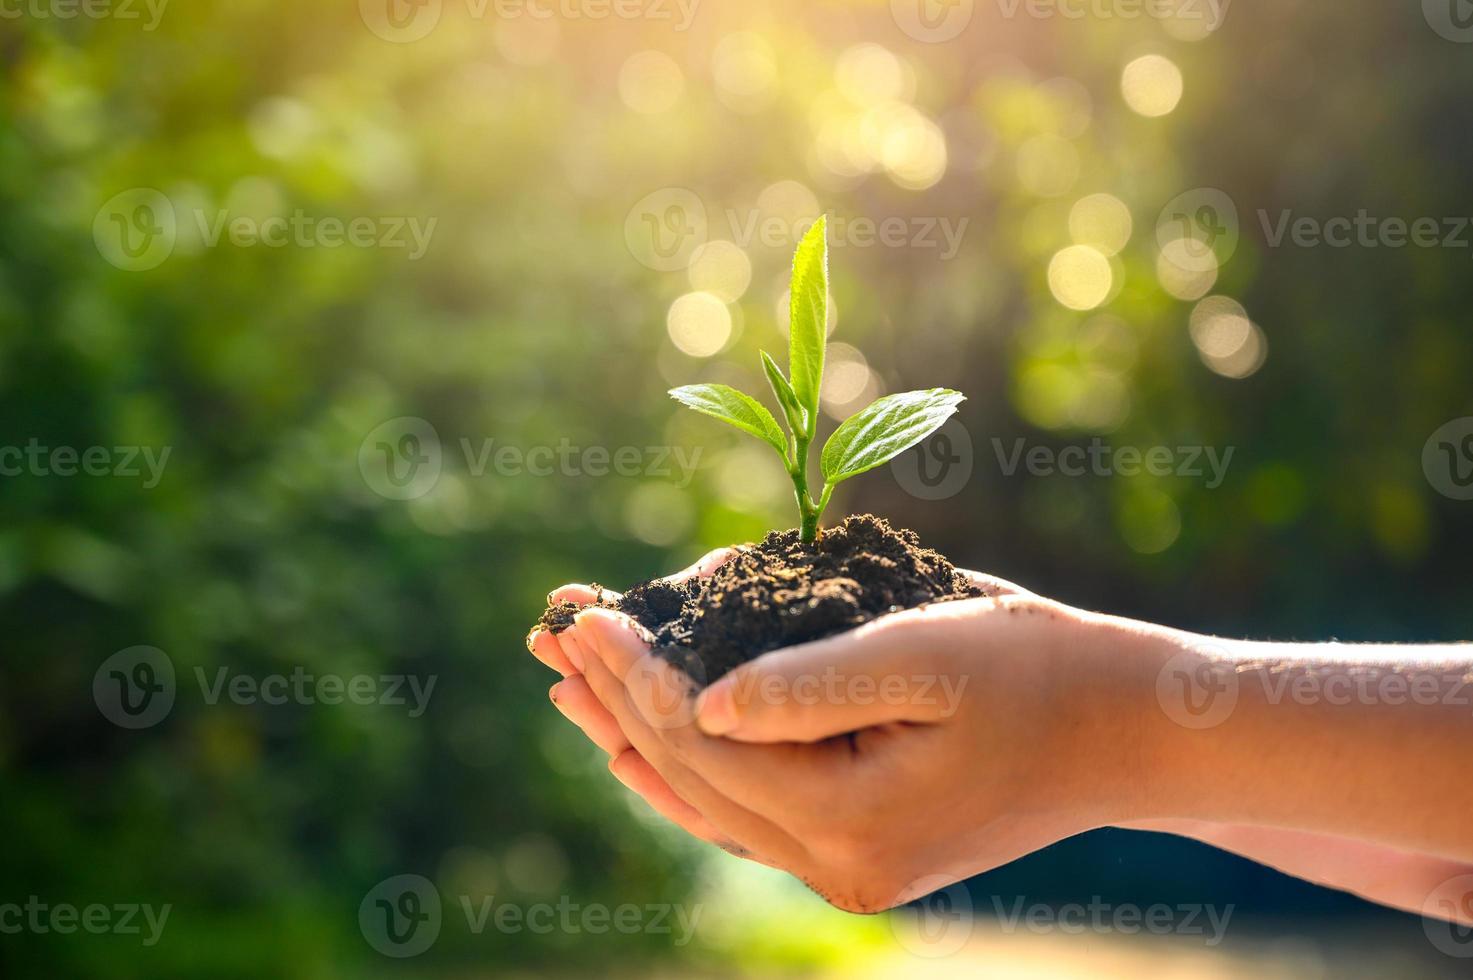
[539, 514, 988, 686]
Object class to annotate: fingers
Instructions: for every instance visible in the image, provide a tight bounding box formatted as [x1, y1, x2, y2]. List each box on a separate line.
[569, 612, 809, 869]
[532, 550, 732, 676]
[693, 604, 972, 744]
[547, 583, 622, 607]
[528, 626, 578, 677]
[661, 546, 740, 585]
[607, 749, 732, 849]
[549, 675, 629, 756]
[528, 585, 619, 676]
[573, 609, 835, 825]
[958, 569, 1034, 598]
[549, 670, 773, 865]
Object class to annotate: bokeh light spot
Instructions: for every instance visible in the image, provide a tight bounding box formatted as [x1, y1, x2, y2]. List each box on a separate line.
[835, 43, 913, 105]
[1157, 239, 1219, 300]
[1048, 245, 1113, 311]
[1069, 193, 1133, 255]
[820, 343, 880, 418]
[620, 51, 685, 114]
[667, 292, 733, 357]
[687, 241, 752, 302]
[1190, 295, 1268, 378]
[713, 33, 778, 113]
[1121, 55, 1184, 117]
[1118, 487, 1183, 554]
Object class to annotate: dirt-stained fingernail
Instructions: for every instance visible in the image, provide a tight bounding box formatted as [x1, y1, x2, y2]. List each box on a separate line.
[526, 627, 546, 654]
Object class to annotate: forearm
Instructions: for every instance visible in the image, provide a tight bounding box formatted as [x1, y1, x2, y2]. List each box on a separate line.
[1121, 819, 1473, 919]
[1116, 618, 1473, 861]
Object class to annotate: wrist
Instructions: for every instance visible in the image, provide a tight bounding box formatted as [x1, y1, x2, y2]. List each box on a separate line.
[1013, 605, 1184, 828]
[1052, 610, 1221, 827]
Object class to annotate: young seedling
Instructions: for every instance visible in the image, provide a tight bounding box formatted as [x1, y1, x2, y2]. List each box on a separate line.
[670, 216, 965, 543]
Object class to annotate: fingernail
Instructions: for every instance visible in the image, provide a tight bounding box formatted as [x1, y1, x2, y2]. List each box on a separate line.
[526, 627, 546, 654]
[548, 681, 563, 705]
[546, 590, 558, 606]
[695, 682, 737, 736]
[607, 751, 636, 789]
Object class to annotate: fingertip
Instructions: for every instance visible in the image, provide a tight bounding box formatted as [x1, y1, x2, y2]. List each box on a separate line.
[548, 585, 596, 606]
[695, 679, 738, 736]
[556, 630, 587, 673]
[548, 584, 622, 608]
[608, 748, 635, 779]
[573, 607, 653, 673]
[529, 628, 577, 677]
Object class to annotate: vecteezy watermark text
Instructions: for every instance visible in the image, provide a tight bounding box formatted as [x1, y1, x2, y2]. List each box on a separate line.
[0, 0, 168, 29]
[0, 441, 171, 488]
[94, 188, 437, 272]
[889, 877, 1234, 959]
[460, 438, 702, 486]
[197, 667, 436, 718]
[994, 0, 1229, 30]
[992, 895, 1233, 943]
[358, 875, 702, 958]
[724, 211, 969, 261]
[1258, 210, 1473, 253]
[993, 438, 1235, 489]
[94, 646, 438, 729]
[0, 898, 171, 947]
[358, 417, 705, 501]
[623, 190, 970, 271]
[359, 0, 701, 43]
[1157, 650, 1473, 731]
[724, 667, 970, 717]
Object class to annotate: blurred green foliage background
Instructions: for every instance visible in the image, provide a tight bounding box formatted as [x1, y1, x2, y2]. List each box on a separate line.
[2, 0, 1471, 976]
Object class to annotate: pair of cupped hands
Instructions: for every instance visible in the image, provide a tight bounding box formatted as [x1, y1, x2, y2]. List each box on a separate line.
[526, 548, 1148, 914]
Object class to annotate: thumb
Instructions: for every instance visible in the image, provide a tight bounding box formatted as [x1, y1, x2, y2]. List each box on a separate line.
[694, 608, 964, 744]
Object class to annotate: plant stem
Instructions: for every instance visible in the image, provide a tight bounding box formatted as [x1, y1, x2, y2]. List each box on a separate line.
[790, 433, 831, 543]
[791, 434, 819, 543]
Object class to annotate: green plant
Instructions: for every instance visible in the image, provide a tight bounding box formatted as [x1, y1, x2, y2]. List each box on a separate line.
[671, 216, 965, 542]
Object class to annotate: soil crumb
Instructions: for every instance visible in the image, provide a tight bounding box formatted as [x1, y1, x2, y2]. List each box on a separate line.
[537, 514, 987, 686]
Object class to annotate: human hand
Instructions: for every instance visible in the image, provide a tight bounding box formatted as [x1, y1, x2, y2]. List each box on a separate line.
[529, 566, 1156, 912]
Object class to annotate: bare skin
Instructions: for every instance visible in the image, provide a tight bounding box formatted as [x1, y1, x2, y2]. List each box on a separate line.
[527, 551, 1473, 922]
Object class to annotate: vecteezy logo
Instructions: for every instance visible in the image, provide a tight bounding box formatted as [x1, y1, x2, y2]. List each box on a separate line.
[359, 0, 443, 42]
[1422, 874, 1473, 957]
[623, 649, 703, 731]
[1156, 188, 1240, 273]
[93, 189, 177, 272]
[358, 417, 443, 501]
[890, 0, 974, 43]
[1423, 417, 1473, 501]
[1155, 650, 1238, 730]
[360, 874, 442, 958]
[891, 417, 973, 501]
[624, 188, 708, 272]
[1424, 0, 1473, 42]
[93, 646, 176, 729]
[890, 875, 974, 959]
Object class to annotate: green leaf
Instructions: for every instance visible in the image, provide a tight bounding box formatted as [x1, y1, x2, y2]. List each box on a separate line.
[821, 389, 966, 484]
[670, 384, 788, 457]
[760, 350, 806, 439]
[787, 216, 828, 431]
